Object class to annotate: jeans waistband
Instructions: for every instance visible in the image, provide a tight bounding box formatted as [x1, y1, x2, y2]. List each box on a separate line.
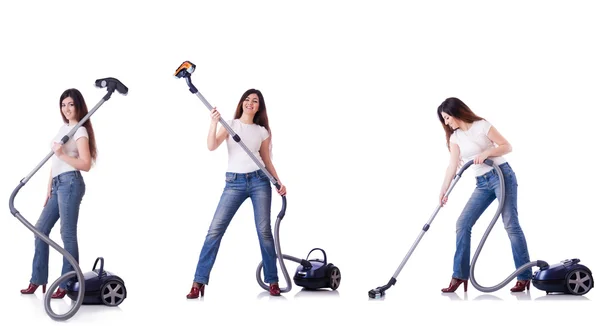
[477, 168, 497, 180]
[53, 170, 82, 182]
[226, 169, 267, 180]
[476, 162, 509, 180]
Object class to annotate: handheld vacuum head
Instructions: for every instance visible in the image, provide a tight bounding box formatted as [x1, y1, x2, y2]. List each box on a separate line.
[174, 61, 196, 78]
[368, 277, 396, 299]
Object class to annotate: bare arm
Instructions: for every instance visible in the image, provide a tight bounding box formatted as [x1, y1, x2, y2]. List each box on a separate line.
[259, 137, 286, 196]
[53, 137, 92, 172]
[207, 108, 229, 151]
[440, 142, 460, 206]
[474, 125, 512, 164]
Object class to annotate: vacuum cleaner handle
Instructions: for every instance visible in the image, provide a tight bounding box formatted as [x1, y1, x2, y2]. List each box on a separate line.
[93, 257, 105, 277]
[456, 159, 494, 177]
[306, 248, 327, 264]
[440, 158, 494, 201]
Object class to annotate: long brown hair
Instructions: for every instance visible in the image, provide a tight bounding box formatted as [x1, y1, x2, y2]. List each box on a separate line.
[437, 97, 484, 150]
[59, 88, 97, 162]
[234, 89, 270, 132]
[234, 89, 273, 157]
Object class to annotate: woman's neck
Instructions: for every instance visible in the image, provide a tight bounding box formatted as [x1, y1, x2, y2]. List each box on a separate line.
[457, 120, 472, 131]
[239, 113, 254, 124]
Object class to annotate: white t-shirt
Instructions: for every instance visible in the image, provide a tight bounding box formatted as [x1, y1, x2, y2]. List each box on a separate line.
[50, 123, 89, 178]
[225, 119, 270, 173]
[449, 120, 506, 177]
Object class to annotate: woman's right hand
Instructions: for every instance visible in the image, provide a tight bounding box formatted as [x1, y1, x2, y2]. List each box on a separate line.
[439, 190, 448, 206]
[210, 107, 220, 124]
[43, 192, 51, 207]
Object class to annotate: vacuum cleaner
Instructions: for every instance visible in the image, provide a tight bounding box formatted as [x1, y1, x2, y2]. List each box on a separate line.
[369, 159, 593, 298]
[174, 61, 341, 293]
[9, 78, 129, 320]
[66, 257, 127, 306]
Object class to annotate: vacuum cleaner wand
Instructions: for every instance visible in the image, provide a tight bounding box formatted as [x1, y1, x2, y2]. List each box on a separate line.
[173, 61, 294, 293]
[368, 159, 491, 299]
[9, 78, 128, 320]
[173, 62, 282, 189]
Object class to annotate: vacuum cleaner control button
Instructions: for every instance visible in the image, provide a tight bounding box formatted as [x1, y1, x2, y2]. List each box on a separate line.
[561, 258, 580, 265]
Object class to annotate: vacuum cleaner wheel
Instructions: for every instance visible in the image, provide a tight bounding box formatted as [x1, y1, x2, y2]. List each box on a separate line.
[566, 268, 594, 295]
[101, 280, 127, 306]
[328, 266, 341, 290]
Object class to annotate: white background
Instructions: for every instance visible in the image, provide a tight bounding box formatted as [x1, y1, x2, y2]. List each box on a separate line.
[1, 0, 598, 329]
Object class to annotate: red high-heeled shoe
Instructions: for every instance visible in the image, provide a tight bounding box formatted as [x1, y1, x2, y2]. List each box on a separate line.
[269, 283, 281, 296]
[510, 280, 530, 292]
[186, 284, 205, 299]
[441, 278, 468, 293]
[21, 283, 46, 294]
[51, 288, 67, 299]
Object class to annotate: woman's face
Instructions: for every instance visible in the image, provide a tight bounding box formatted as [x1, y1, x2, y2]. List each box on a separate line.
[441, 111, 459, 130]
[242, 93, 260, 115]
[61, 97, 77, 122]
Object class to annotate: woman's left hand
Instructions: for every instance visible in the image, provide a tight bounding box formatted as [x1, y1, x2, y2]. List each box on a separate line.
[52, 142, 64, 157]
[473, 150, 490, 164]
[277, 183, 287, 196]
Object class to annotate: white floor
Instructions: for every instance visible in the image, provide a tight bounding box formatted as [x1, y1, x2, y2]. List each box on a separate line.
[2, 250, 596, 330]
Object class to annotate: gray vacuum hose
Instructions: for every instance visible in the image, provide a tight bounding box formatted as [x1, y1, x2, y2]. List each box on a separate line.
[469, 161, 546, 292]
[10, 182, 86, 321]
[255, 211, 301, 293]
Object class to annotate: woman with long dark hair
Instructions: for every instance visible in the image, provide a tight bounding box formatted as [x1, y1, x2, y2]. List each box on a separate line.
[187, 89, 287, 298]
[437, 97, 532, 293]
[21, 88, 97, 298]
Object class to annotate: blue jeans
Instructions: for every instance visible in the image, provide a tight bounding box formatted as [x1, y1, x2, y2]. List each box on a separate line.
[452, 162, 532, 281]
[194, 170, 279, 284]
[31, 170, 86, 288]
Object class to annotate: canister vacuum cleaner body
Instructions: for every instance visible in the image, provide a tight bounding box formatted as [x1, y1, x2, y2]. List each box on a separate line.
[532, 258, 593, 295]
[66, 257, 127, 306]
[293, 248, 341, 290]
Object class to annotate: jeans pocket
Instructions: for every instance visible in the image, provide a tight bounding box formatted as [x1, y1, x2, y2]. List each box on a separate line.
[225, 173, 235, 183]
[475, 177, 486, 189]
[505, 169, 518, 186]
[499, 164, 515, 183]
[258, 171, 269, 181]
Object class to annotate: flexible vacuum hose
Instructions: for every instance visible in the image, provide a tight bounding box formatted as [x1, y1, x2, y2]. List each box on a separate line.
[255, 199, 301, 293]
[10, 181, 85, 321]
[469, 162, 547, 292]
